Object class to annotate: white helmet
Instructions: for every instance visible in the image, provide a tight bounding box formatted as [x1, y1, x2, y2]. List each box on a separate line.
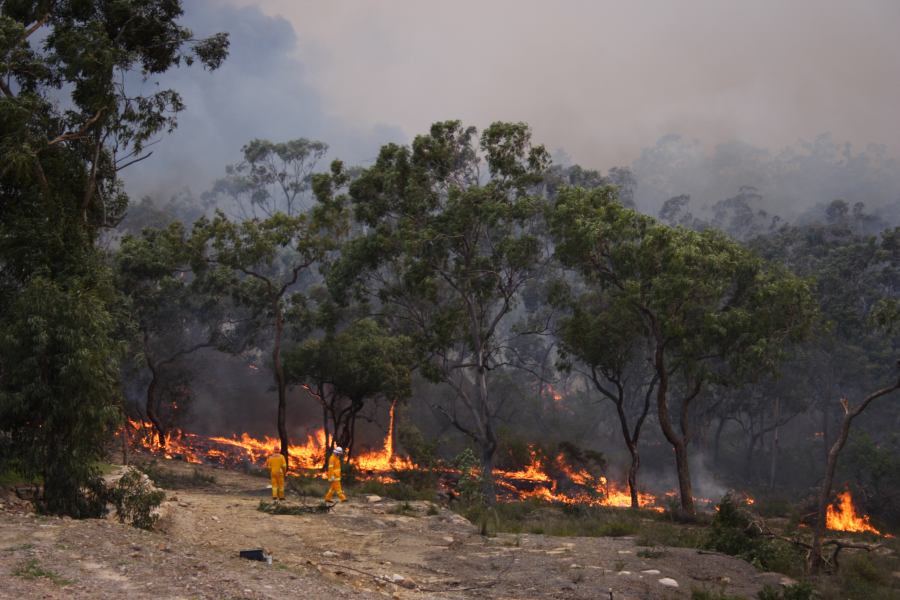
[333, 446, 344, 455]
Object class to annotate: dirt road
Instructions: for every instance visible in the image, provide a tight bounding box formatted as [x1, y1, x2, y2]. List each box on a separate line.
[1, 460, 789, 599]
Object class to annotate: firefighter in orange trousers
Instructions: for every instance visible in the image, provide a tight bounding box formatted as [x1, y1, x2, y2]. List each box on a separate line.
[266, 452, 287, 501]
[324, 446, 347, 502]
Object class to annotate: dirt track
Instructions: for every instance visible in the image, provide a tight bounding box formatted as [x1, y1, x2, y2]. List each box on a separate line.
[0, 460, 791, 599]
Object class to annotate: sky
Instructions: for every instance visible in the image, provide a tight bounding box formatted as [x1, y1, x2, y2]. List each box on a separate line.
[124, 0, 900, 211]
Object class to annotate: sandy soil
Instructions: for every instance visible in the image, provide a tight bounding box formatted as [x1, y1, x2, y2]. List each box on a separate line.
[0, 459, 791, 600]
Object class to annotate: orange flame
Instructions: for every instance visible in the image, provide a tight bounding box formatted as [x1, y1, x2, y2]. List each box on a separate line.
[826, 490, 881, 535]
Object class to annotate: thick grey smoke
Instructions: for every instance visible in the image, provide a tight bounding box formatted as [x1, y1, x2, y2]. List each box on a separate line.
[120, 0, 404, 200]
[224, 0, 900, 172]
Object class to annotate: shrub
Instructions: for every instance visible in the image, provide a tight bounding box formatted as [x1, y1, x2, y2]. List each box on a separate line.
[704, 494, 804, 575]
[108, 468, 165, 529]
[757, 582, 813, 600]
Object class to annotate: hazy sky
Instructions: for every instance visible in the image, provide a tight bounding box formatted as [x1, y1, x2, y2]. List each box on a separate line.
[227, 1, 900, 162]
[125, 0, 900, 199]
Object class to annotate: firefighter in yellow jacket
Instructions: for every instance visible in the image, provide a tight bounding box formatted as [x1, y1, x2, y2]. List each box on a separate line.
[324, 446, 347, 502]
[266, 452, 287, 501]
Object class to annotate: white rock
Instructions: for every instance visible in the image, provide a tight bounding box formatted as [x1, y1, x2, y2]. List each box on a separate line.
[322, 551, 338, 558]
[617, 571, 632, 576]
[617, 550, 632, 554]
[390, 574, 405, 583]
[641, 569, 661, 575]
[442, 536, 454, 543]
[658, 577, 679, 588]
[366, 495, 383, 503]
[210, 515, 219, 522]
[569, 564, 581, 569]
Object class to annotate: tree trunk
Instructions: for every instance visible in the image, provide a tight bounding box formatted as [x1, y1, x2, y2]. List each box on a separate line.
[809, 410, 849, 574]
[673, 440, 695, 514]
[713, 417, 727, 468]
[769, 397, 780, 490]
[744, 433, 759, 483]
[145, 362, 166, 447]
[480, 436, 497, 506]
[626, 443, 641, 509]
[654, 341, 695, 514]
[273, 301, 289, 462]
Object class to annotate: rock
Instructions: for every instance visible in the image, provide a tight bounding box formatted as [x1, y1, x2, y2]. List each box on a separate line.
[641, 569, 660, 575]
[780, 576, 798, 587]
[390, 573, 405, 583]
[442, 536, 454, 543]
[617, 571, 632, 576]
[366, 495, 383, 503]
[569, 564, 581, 569]
[210, 515, 219, 522]
[658, 577, 679, 588]
[617, 550, 632, 554]
[322, 551, 339, 558]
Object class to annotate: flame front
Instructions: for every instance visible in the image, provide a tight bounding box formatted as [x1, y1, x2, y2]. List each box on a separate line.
[826, 490, 881, 535]
[124, 421, 687, 513]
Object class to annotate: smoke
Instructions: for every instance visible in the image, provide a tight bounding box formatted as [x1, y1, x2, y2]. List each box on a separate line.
[119, 0, 405, 201]
[223, 0, 900, 174]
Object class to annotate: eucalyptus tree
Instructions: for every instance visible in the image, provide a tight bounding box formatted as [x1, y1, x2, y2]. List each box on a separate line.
[330, 121, 551, 503]
[549, 185, 816, 513]
[116, 222, 256, 443]
[206, 138, 329, 219]
[0, 1, 227, 515]
[189, 165, 348, 460]
[557, 291, 658, 509]
[284, 318, 413, 459]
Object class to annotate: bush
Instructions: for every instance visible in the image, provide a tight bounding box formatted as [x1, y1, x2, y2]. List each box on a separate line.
[108, 468, 165, 529]
[757, 582, 813, 600]
[139, 461, 216, 489]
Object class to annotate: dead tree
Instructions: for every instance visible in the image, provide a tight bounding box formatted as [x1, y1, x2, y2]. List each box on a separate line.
[809, 362, 900, 574]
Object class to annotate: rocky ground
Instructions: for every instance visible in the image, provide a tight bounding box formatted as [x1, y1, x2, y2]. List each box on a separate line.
[0, 459, 793, 600]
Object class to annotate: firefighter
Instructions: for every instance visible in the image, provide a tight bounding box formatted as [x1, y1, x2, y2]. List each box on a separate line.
[266, 451, 287, 501]
[324, 446, 347, 502]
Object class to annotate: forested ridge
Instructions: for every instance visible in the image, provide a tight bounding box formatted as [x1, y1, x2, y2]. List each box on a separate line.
[2, 2, 899, 598]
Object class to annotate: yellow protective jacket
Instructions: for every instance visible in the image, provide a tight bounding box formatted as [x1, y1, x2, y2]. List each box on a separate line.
[327, 453, 342, 481]
[266, 453, 287, 475]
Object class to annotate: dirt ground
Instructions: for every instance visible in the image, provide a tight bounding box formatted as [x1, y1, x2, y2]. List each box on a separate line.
[0, 459, 792, 600]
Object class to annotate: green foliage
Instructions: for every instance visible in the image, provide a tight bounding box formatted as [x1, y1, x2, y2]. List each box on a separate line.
[107, 468, 165, 530]
[258, 500, 332, 515]
[207, 138, 328, 217]
[705, 495, 805, 575]
[0, 275, 121, 517]
[12, 559, 71, 586]
[453, 449, 484, 506]
[331, 120, 552, 503]
[691, 589, 746, 600]
[138, 461, 215, 489]
[396, 421, 439, 468]
[837, 432, 900, 528]
[757, 582, 814, 600]
[1, 2, 227, 518]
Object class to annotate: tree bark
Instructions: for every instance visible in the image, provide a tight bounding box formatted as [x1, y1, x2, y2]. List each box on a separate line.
[626, 443, 641, 509]
[769, 397, 780, 490]
[273, 300, 289, 462]
[145, 360, 166, 447]
[654, 340, 695, 514]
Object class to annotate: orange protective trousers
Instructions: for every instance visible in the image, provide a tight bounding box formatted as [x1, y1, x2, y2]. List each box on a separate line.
[271, 471, 285, 500]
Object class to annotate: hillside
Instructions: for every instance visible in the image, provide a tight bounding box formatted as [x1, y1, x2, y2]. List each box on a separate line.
[0, 459, 795, 600]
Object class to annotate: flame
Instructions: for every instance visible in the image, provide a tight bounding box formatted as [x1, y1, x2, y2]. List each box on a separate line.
[826, 490, 881, 535]
[123, 420, 704, 515]
[355, 399, 415, 472]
